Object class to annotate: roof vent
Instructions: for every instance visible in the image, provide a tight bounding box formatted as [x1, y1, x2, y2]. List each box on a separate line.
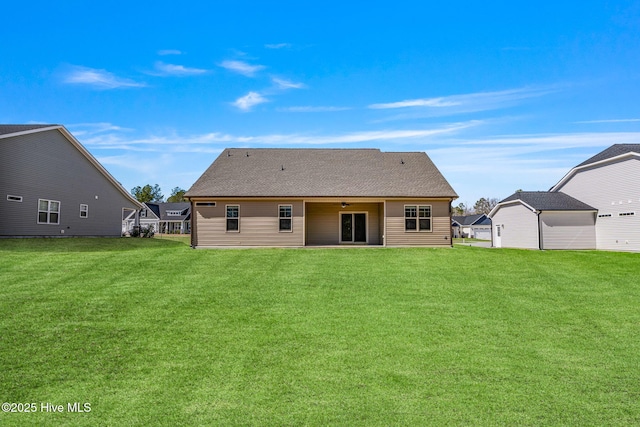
[400, 158, 405, 164]
[246, 151, 250, 157]
[227, 151, 231, 157]
[281, 165, 285, 171]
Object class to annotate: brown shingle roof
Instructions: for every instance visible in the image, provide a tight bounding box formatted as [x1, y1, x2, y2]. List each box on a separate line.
[186, 148, 458, 198]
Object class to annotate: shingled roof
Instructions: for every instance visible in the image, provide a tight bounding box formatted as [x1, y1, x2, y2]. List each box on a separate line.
[576, 144, 640, 167]
[186, 148, 458, 198]
[0, 124, 59, 137]
[499, 191, 595, 211]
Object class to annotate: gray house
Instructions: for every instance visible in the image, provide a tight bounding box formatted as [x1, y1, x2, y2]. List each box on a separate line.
[140, 202, 191, 234]
[452, 214, 491, 240]
[490, 144, 640, 252]
[185, 148, 458, 247]
[489, 191, 596, 250]
[1, 124, 142, 237]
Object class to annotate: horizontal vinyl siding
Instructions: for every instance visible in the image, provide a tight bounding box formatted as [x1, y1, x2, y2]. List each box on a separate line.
[305, 202, 381, 245]
[540, 211, 596, 250]
[557, 158, 640, 251]
[0, 130, 139, 237]
[194, 200, 303, 247]
[385, 200, 451, 247]
[492, 203, 539, 249]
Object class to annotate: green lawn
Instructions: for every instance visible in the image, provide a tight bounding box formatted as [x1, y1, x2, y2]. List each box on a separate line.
[1, 239, 639, 426]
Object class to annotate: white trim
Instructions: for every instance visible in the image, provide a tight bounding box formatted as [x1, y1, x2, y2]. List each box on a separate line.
[551, 151, 640, 192]
[278, 204, 293, 232]
[225, 204, 240, 232]
[7, 195, 23, 202]
[37, 199, 61, 225]
[0, 125, 62, 140]
[403, 204, 433, 232]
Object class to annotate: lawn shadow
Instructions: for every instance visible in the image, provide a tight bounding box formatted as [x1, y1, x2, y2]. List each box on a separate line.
[0, 237, 190, 253]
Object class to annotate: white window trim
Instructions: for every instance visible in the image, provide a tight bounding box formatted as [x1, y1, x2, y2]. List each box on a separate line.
[404, 204, 432, 232]
[80, 204, 89, 218]
[7, 195, 23, 202]
[278, 204, 293, 232]
[37, 199, 61, 225]
[226, 204, 240, 233]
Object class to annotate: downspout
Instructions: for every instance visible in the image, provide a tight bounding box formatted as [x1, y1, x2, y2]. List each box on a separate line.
[537, 210, 543, 250]
[449, 200, 454, 247]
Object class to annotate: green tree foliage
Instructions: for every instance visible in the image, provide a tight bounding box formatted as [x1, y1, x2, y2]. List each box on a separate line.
[473, 197, 499, 215]
[167, 187, 186, 203]
[131, 184, 164, 203]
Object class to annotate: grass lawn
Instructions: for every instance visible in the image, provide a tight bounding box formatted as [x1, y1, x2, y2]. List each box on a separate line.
[1, 238, 639, 426]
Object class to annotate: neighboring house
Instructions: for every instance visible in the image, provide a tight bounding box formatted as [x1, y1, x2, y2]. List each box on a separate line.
[489, 191, 596, 250]
[141, 202, 191, 234]
[185, 148, 458, 247]
[452, 214, 492, 239]
[0, 124, 142, 237]
[490, 144, 640, 252]
[550, 144, 640, 252]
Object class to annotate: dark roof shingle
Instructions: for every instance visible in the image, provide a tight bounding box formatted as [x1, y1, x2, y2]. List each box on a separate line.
[577, 144, 640, 167]
[499, 191, 595, 211]
[0, 124, 59, 136]
[186, 148, 458, 198]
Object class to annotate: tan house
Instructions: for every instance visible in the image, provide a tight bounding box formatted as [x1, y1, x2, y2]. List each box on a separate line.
[185, 148, 458, 247]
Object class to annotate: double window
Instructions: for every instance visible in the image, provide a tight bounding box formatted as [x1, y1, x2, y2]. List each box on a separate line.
[80, 204, 89, 218]
[279, 205, 292, 232]
[405, 205, 431, 232]
[38, 199, 60, 224]
[226, 205, 239, 231]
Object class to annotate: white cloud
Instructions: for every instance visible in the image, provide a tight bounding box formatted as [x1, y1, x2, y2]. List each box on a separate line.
[265, 43, 292, 49]
[219, 60, 266, 77]
[271, 77, 305, 90]
[158, 49, 183, 56]
[153, 61, 208, 76]
[62, 66, 146, 89]
[232, 92, 269, 111]
[368, 86, 559, 115]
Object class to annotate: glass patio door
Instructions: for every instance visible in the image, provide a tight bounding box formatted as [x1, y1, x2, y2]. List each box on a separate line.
[341, 213, 366, 243]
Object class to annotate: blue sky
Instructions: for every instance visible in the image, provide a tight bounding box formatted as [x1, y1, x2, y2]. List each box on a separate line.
[2, 1, 640, 206]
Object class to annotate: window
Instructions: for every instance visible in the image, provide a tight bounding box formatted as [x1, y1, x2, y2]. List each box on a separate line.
[38, 199, 60, 224]
[279, 205, 292, 232]
[80, 204, 88, 218]
[405, 205, 432, 232]
[619, 212, 635, 217]
[226, 205, 239, 232]
[166, 210, 183, 216]
[598, 213, 612, 218]
[196, 202, 216, 207]
[141, 209, 147, 218]
[7, 195, 22, 202]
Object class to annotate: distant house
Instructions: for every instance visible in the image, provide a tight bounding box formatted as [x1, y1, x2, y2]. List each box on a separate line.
[185, 148, 458, 247]
[550, 144, 640, 251]
[141, 202, 191, 234]
[489, 191, 596, 250]
[490, 145, 640, 252]
[1, 124, 142, 237]
[452, 214, 491, 240]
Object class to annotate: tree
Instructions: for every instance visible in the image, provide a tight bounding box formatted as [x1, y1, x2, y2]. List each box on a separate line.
[167, 187, 186, 203]
[473, 197, 499, 215]
[131, 184, 163, 203]
[452, 203, 468, 216]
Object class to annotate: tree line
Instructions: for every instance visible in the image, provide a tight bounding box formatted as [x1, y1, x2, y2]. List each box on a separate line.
[452, 197, 500, 216]
[130, 184, 186, 203]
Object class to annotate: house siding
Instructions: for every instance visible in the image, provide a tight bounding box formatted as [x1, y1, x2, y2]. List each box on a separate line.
[539, 211, 596, 250]
[193, 200, 304, 247]
[555, 158, 640, 251]
[491, 203, 539, 249]
[305, 202, 381, 245]
[0, 129, 139, 237]
[384, 200, 452, 247]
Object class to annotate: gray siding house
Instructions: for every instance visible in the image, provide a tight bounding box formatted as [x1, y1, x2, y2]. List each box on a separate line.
[489, 192, 596, 250]
[490, 144, 640, 252]
[1, 124, 142, 237]
[185, 148, 458, 247]
[140, 202, 191, 234]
